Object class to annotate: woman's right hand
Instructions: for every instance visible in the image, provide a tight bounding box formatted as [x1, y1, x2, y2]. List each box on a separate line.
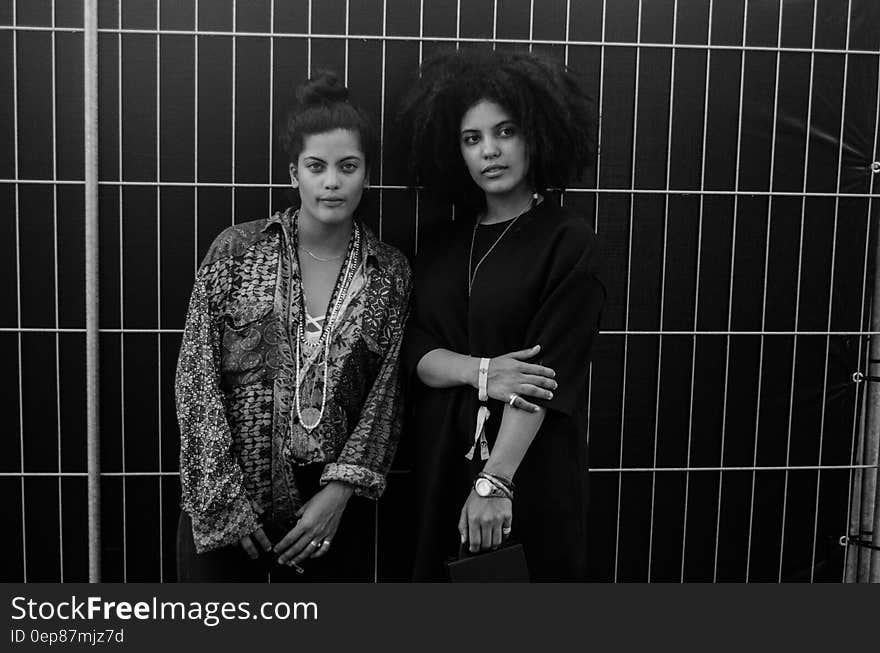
[487, 345, 557, 413]
[239, 526, 273, 559]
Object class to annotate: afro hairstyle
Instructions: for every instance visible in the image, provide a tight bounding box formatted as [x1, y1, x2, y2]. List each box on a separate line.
[395, 48, 596, 208]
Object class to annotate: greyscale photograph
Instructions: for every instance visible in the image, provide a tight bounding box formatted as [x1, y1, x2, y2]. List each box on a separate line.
[1, 0, 879, 584]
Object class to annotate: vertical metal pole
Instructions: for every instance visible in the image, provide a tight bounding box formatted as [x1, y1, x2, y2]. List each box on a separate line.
[268, 0, 275, 213]
[13, 0, 28, 584]
[374, 0, 388, 582]
[232, 0, 237, 227]
[84, 0, 101, 582]
[117, 1, 128, 582]
[155, 0, 164, 583]
[51, 0, 66, 582]
[865, 227, 880, 582]
[845, 390, 867, 581]
[845, 56, 880, 582]
[307, 0, 312, 75]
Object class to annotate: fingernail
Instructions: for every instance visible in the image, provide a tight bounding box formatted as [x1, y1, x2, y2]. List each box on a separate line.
[548, 392, 554, 399]
[552, 382, 558, 389]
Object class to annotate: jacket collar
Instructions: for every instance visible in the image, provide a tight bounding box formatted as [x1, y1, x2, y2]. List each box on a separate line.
[264, 207, 386, 271]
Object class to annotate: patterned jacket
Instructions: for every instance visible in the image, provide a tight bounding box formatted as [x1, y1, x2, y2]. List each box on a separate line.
[175, 208, 412, 553]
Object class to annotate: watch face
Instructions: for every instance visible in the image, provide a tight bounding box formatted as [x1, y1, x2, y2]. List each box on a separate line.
[475, 478, 493, 497]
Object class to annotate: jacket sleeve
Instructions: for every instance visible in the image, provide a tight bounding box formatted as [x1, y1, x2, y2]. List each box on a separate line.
[402, 295, 445, 381]
[175, 256, 259, 553]
[321, 264, 413, 499]
[401, 228, 454, 381]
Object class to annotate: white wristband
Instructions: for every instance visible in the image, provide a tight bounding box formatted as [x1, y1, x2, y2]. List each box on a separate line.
[478, 357, 490, 402]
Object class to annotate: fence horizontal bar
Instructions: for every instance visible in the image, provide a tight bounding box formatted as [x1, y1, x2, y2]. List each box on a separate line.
[3, 327, 879, 336]
[0, 25, 82, 33]
[590, 464, 879, 473]
[3, 179, 880, 199]
[3, 327, 880, 336]
[3, 464, 876, 478]
[0, 472, 179, 477]
[602, 330, 880, 336]
[1, 24, 877, 57]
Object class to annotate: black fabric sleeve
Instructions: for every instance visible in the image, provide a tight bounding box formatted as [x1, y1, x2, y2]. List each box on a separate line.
[522, 220, 606, 417]
[402, 288, 446, 381]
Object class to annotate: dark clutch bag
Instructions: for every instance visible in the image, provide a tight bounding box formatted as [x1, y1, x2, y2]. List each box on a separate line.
[445, 542, 530, 582]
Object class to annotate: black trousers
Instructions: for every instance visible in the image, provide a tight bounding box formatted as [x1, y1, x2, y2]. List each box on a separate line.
[176, 464, 376, 582]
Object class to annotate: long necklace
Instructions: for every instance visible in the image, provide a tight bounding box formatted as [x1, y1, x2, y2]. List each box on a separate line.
[293, 219, 361, 431]
[467, 194, 537, 296]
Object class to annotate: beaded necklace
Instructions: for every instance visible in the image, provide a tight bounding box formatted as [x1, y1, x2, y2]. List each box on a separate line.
[290, 214, 361, 431]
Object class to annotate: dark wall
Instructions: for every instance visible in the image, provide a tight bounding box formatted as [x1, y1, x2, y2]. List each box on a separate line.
[1, 0, 878, 582]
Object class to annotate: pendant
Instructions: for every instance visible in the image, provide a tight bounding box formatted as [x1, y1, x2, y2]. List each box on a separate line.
[300, 407, 322, 429]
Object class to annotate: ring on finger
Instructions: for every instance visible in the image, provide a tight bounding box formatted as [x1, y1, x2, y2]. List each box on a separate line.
[508, 393, 519, 407]
[322, 539, 332, 547]
[310, 539, 322, 548]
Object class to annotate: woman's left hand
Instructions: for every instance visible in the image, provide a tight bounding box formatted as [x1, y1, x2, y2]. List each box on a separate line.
[274, 481, 354, 567]
[458, 489, 512, 553]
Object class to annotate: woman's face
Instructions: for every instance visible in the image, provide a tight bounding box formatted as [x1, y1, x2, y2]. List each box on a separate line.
[459, 99, 530, 199]
[289, 128, 367, 227]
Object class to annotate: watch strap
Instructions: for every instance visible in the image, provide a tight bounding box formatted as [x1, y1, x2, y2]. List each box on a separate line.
[475, 472, 514, 500]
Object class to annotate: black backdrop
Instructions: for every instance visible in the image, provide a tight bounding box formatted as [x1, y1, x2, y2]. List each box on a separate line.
[1, 0, 879, 582]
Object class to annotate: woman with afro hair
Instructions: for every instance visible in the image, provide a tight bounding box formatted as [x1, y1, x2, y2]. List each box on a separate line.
[398, 49, 605, 581]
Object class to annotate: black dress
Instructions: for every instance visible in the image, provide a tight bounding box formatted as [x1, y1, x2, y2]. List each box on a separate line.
[405, 197, 606, 581]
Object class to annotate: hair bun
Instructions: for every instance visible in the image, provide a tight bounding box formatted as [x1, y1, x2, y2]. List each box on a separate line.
[296, 70, 349, 106]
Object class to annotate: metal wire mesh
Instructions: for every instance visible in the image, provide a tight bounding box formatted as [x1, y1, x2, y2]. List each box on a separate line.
[1, 0, 878, 582]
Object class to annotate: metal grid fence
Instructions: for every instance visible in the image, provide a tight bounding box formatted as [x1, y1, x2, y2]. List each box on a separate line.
[1, 0, 879, 582]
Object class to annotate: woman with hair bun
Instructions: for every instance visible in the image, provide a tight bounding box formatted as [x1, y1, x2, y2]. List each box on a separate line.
[399, 49, 605, 581]
[175, 71, 411, 581]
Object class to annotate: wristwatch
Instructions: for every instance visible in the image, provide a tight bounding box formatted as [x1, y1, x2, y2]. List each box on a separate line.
[474, 475, 512, 499]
